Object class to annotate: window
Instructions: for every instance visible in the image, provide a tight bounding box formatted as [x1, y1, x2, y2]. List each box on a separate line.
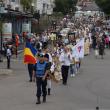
[11, 0, 16, 2]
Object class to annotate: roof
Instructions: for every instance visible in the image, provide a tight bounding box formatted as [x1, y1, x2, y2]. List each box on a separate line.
[82, 2, 101, 11]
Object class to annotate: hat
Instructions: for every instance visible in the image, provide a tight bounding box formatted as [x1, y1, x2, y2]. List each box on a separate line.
[37, 53, 44, 57]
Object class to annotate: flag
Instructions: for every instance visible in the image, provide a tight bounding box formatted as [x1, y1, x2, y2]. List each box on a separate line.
[72, 38, 84, 58]
[24, 42, 37, 64]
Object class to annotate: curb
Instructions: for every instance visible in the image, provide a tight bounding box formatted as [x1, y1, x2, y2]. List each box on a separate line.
[0, 69, 13, 75]
[18, 50, 23, 54]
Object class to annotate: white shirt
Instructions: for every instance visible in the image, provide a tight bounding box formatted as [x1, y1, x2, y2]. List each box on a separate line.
[7, 48, 12, 56]
[48, 53, 52, 63]
[59, 52, 72, 66]
[39, 41, 42, 50]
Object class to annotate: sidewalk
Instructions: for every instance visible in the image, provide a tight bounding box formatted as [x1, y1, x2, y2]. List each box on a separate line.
[0, 51, 23, 75]
[0, 60, 13, 75]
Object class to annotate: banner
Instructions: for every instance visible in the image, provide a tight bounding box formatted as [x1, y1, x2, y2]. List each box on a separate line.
[72, 38, 84, 58]
[2, 23, 12, 41]
[22, 23, 30, 32]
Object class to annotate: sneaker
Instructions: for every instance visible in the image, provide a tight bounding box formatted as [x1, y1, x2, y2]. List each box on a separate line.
[71, 74, 73, 77]
[72, 74, 75, 77]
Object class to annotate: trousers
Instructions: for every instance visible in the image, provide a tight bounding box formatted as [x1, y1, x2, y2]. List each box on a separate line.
[28, 64, 33, 81]
[61, 65, 69, 84]
[7, 56, 10, 69]
[36, 77, 47, 97]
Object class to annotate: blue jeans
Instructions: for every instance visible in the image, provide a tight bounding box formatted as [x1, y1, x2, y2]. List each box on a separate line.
[75, 63, 79, 73]
[70, 64, 75, 75]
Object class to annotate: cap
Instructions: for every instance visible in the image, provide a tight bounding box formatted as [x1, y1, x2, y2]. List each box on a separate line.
[37, 53, 44, 57]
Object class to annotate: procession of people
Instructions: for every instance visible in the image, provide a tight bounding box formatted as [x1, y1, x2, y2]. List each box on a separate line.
[1, 10, 109, 105]
[22, 12, 110, 105]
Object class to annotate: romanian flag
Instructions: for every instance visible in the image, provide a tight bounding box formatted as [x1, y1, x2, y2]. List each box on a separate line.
[24, 42, 37, 64]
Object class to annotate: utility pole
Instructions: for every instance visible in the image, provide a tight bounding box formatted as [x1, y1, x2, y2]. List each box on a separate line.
[0, 1, 3, 62]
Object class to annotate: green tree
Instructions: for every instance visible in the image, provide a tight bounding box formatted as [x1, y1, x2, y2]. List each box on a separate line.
[95, 0, 110, 14]
[54, 0, 77, 14]
[20, 0, 33, 11]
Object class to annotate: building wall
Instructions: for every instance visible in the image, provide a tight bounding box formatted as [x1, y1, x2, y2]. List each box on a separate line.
[3, 0, 22, 11]
[35, 0, 54, 15]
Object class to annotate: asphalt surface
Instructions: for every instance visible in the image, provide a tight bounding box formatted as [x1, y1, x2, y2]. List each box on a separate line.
[0, 49, 110, 110]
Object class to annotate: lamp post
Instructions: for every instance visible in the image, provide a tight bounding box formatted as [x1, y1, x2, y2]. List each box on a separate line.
[0, 1, 4, 62]
[31, 3, 34, 14]
[0, 1, 4, 53]
[0, 16, 2, 52]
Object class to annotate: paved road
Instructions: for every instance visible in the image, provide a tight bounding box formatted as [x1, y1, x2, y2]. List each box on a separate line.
[0, 50, 110, 110]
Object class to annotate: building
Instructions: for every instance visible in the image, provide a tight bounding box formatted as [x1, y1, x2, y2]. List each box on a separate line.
[3, 0, 22, 11]
[35, 0, 55, 15]
[75, 0, 103, 17]
[0, 0, 33, 36]
[0, 0, 34, 52]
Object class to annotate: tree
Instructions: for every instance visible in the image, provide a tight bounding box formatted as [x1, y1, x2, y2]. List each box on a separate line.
[95, 0, 110, 14]
[54, 0, 77, 15]
[20, 0, 33, 11]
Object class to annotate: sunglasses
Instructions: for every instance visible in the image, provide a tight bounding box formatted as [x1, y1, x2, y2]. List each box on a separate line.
[37, 54, 44, 57]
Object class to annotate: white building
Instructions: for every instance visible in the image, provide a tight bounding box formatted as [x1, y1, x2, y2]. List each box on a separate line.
[2, 0, 22, 11]
[35, 0, 55, 15]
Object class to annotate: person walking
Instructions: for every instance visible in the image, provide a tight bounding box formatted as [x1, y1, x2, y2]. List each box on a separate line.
[98, 41, 105, 59]
[34, 53, 49, 104]
[44, 54, 52, 95]
[6, 46, 12, 69]
[43, 48, 53, 95]
[27, 64, 34, 82]
[59, 47, 72, 85]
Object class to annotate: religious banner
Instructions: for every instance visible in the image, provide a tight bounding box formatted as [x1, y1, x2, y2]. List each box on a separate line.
[72, 38, 84, 58]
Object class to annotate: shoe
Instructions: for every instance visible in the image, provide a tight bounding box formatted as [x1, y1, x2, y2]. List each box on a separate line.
[71, 74, 73, 77]
[29, 79, 32, 82]
[43, 96, 46, 103]
[36, 101, 41, 104]
[36, 97, 41, 104]
[72, 74, 75, 77]
[63, 82, 67, 85]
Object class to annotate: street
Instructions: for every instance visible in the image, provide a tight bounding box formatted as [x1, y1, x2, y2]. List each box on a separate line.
[0, 49, 110, 110]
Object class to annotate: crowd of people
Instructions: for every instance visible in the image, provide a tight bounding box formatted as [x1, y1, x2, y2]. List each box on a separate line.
[24, 13, 110, 104]
[3, 13, 110, 104]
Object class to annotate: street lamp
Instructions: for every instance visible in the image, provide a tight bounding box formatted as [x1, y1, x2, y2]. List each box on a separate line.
[31, 3, 34, 14]
[0, 1, 4, 61]
[0, 1, 4, 52]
